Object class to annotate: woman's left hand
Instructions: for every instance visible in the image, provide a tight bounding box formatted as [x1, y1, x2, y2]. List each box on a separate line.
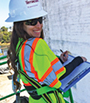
[60, 51, 68, 63]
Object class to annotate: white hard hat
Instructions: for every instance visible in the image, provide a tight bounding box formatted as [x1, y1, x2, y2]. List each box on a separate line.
[5, 0, 47, 22]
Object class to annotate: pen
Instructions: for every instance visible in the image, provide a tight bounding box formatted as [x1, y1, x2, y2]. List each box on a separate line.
[60, 49, 66, 56]
[60, 49, 63, 53]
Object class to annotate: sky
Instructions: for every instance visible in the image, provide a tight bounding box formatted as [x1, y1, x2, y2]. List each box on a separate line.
[0, 0, 12, 28]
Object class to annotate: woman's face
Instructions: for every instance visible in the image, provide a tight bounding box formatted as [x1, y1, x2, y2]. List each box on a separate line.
[23, 17, 43, 38]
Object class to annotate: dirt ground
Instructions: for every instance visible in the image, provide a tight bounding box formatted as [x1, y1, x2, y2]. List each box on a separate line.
[0, 73, 16, 103]
[0, 73, 29, 103]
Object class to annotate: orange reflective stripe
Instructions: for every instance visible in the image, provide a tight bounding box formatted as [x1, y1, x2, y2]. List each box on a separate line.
[49, 78, 58, 87]
[51, 57, 59, 66]
[31, 63, 40, 81]
[38, 66, 53, 82]
[29, 38, 53, 82]
[21, 40, 32, 86]
[29, 38, 40, 81]
[55, 66, 65, 75]
[21, 40, 27, 73]
[22, 81, 32, 86]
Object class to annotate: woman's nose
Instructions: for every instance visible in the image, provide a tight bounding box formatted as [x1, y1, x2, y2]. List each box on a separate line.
[36, 21, 41, 27]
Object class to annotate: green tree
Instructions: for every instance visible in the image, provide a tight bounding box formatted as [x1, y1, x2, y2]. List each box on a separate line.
[0, 32, 3, 41]
[0, 26, 12, 43]
[1, 26, 8, 32]
[2, 35, 7, 42]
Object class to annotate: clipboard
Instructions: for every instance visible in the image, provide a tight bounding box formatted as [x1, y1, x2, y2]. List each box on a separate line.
[60, 55, 90, 92]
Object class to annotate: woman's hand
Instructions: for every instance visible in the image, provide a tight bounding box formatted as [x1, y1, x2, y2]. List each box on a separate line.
[81, 56, 87, 62]
[60, 51, 68, 63]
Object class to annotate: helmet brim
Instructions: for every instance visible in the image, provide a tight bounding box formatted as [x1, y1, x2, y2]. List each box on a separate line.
[5, 10, 47, 22]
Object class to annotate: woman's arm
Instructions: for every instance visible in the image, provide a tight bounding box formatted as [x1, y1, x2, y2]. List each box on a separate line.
[59, 56, 86, 80]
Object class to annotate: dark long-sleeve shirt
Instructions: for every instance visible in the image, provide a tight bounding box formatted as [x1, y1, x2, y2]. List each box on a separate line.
[59, 56, 83, 80]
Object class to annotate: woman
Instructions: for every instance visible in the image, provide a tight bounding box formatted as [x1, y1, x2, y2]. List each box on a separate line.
[6, 0, 87, 103]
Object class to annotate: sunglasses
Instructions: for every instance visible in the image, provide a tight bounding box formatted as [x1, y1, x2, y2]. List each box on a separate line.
[25, 17, 44, 26]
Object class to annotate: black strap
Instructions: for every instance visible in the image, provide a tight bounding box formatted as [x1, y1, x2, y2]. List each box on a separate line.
[18, 69, 52, 103]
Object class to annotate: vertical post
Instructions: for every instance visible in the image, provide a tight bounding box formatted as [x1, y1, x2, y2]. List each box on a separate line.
[69, 89, 74, 103]
[16, 93, 21, 103]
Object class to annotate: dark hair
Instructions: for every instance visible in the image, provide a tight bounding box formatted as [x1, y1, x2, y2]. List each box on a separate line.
[7, 21, 44, 90]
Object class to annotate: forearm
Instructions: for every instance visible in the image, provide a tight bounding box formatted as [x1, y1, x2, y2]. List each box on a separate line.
[59, 56, 83, 80]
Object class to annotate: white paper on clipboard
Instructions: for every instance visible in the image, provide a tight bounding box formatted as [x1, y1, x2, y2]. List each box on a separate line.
[60, 55, 90, 92]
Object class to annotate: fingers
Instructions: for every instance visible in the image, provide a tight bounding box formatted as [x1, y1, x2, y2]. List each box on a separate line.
[63, 51, 68, 57]
[81, 57, 87, 62]
[60, 49, 87, 63]
[60, 51, 68, 63]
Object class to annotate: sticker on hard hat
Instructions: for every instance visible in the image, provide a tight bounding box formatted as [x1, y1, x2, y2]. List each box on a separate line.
[25, 0, 38, 4]
[27, 4, 38, 8]
[25, 0, 39, 8]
